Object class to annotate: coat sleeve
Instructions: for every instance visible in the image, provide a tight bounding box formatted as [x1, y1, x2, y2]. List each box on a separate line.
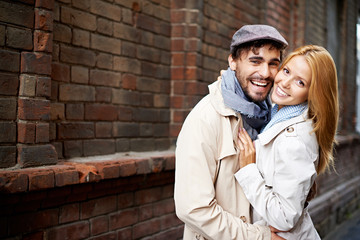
[174, 113, 271, 240]
[234, 136, 318, 231]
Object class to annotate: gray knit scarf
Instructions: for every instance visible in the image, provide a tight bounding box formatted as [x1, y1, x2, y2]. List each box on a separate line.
[221, 67, 272, 140]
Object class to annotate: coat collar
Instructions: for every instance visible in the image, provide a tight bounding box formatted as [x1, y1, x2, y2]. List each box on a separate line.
[257, 110, 310, 146]
[208, 80, 237, 117]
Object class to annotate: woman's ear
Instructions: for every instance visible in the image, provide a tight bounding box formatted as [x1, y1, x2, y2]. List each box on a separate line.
[228, 55, 236, 70]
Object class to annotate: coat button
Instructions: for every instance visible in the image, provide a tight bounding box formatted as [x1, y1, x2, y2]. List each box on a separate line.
[196, 234, 200, 240]
[286, 127, 294, 132]
[240, 216, 247, 222]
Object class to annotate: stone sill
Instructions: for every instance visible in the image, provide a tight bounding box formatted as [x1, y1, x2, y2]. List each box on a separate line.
[0, 134, 358, 194]
[0, 150, 175, 194]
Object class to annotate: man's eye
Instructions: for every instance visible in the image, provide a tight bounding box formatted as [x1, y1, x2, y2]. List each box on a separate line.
[283, 68, 289, 74]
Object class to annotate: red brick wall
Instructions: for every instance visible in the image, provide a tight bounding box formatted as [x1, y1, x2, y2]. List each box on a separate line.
[0, 164, 183, 239]
[50, 0, 172, 160]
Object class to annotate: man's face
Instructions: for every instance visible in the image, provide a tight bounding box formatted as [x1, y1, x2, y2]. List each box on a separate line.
[228, 44, 281, 102]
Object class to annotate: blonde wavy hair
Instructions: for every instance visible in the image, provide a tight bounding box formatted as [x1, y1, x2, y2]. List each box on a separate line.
[280, 45, 339, 174]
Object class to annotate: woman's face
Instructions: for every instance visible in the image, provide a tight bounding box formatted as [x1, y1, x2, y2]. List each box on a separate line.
[271, 55, 312, 109]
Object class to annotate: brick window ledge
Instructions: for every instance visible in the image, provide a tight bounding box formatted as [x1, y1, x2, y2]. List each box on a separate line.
[0, 150, 175, 193]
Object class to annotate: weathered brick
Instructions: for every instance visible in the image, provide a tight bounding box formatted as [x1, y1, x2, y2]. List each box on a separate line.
[90, 0, 121, 21]
[34, 31, 53, 52]
[72, 0, 91, 11]
[35, 9, 53, 31]
[81, 196, 117, 219]
[50, 102, 65, 120]
[71, 66, 89, 84]
[59, 84, 95, 102]
[89, 69, 120, 87]
[97, 17, 113, 36]
[0, 146, 17, 168]
[113, 22, 140, 41]
[55, 169, 79, 187]
[18, 122, 35, 143]
[6, 26, 33, 50]
[18, 98, 50, 121]
[0, 49, 20, 72]
[122, 73, 136, 90]
[21, 52, 52, 75]
[115, 138, 130, 152]
[61, 6, 96, 31]
[154, 94, 169, 108]
[117, 106, 133, 121]
[91, 33, 121, 54]
[36, 76, 51, 98]
[113, 56, 140, 74]
[133, 108, 158, 122]
[17, 144, 57, 168]
[36, 122, 49, 143]
[95, 122, 112, 138]
[60, 45, 95, 66]
[64, 140, 83, 158]
[96, 52, 113, 70]
[51, 62, 70, 82]
[0, 72, 19, 96]
[53, 23, 72, 43]
[27, 169, 55, 191]
[0, 1, 34, 28]
[58, 122, 94, 140]
[0, 122, 16, 143]
[0, 25, 5, 46]
[46, 221, 90, 240]
[95, 86, 112, 103]
[113, 122, 139, 137]
[133, 218, 161, 239]
[59, 203, 80, 224]
[90, 215, 108, 236]
[8, 208, 57, 235]
[65, 103, 84, 120]
[130, 139, 155, 151]
[112, 89, 139, 106]
[83, 139, 115, 156]
[72, 28, 90, 48]
[109, 208, 138, 230]
[0, 97, 17, 120]
[35, 0, 55, 10]
[85, 103, 117, 121]
[121, 41, 137, 57]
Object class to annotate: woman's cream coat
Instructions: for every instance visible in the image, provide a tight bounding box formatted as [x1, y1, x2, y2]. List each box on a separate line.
[174, 80, 271, 239]
[235, 110, 320, 239]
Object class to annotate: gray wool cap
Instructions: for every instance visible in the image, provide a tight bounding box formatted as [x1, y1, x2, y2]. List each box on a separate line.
[230, 24, 288, 52]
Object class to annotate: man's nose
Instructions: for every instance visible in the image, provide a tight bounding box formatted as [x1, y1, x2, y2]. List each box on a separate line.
[259, 64, 270, 79]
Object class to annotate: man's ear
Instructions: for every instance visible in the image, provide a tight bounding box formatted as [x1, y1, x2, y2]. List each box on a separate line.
[228, 54, 236, 70]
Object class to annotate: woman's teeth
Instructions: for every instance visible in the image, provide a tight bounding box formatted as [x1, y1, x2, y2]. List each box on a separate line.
[277, 87, 289, 96]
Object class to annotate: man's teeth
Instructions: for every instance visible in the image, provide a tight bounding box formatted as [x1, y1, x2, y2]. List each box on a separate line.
[251, 81, 267, 86]
[277, 87, 288, 96]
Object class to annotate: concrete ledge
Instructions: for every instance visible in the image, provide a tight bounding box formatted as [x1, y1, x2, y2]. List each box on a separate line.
[0, 150, 175, 193]
[309, 175, 360, 237]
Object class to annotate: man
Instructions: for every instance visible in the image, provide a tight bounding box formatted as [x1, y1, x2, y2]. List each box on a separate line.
[174, 25, 288, 239]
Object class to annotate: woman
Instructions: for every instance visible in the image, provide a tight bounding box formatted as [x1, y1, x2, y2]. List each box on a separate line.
[234, 45, 339, 239]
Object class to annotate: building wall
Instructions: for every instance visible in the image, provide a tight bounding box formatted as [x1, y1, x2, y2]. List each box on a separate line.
[0, 0, 359, 239]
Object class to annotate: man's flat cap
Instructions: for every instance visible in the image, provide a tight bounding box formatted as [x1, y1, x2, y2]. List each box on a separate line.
[230, 24, 288, 52]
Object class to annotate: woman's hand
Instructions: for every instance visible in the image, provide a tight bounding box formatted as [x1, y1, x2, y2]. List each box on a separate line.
[270, 226, 286, 240]
[237, 128, 256, 168]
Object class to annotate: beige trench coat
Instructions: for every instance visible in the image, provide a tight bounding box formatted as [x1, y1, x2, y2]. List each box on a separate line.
[174, 80, 271, 240]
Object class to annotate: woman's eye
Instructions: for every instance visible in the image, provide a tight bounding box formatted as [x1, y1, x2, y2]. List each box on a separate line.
[283, 68, 289, 74]
[297, 80, 305, 87]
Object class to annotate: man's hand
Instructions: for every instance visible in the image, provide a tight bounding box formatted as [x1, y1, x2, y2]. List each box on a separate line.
[270, 226, 286, 240]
